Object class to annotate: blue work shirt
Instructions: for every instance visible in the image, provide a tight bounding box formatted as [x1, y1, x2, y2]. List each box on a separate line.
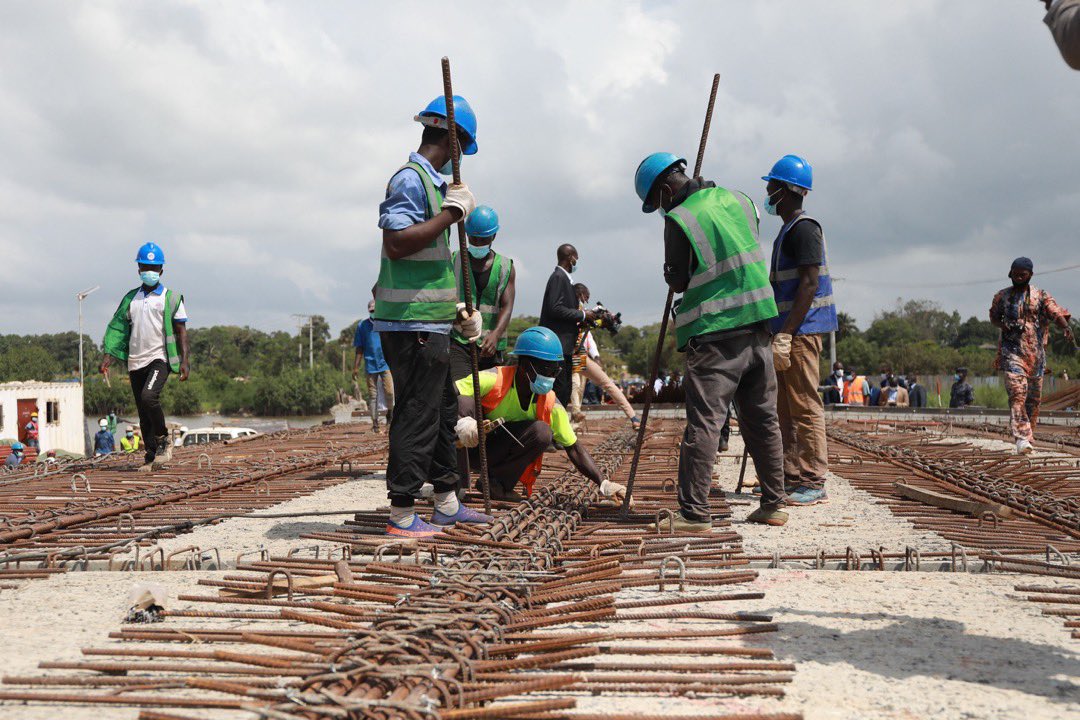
[353, 318, 389, 374]
[4, 452, 21, 467]
[94, 430, 115, 455]
[375, 152, 452, 335]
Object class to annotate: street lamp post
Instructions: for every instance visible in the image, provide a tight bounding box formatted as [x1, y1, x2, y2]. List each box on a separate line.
[75, 286, 100, 385]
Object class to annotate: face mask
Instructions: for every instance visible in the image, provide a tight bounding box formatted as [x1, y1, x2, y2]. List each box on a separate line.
[570, 262, 578, 274]
[953, 374, 961, 382]
[835, 370, 844, 378]
[764, 187, 783, 216]
[527, 364, 556, 395]
[140, 270, 160, 287]
[439, 156, 459, 176]
[126, 433, 133, 439]
[467, 244, 491, 259]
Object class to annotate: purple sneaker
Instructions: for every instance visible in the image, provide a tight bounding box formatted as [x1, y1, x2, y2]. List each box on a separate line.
[431, 505, 494, 527]
[386, 515, 445, 538]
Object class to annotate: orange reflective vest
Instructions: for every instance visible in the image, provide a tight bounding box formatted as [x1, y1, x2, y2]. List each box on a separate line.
[843, 375, 866, 405]
[479, 366, 554, 496]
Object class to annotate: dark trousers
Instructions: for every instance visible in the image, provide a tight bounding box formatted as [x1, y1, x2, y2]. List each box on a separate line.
[720, 409, 731, 443]
[381, 331, 459, 507]
[553, 355, 574, 406]
[678, 327, 787, 521]
[129, 359, 170, 461]
[449, 340, 501, 382]
[466, 420, 551, 492]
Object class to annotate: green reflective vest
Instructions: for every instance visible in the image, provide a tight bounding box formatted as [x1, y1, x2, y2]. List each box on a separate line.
[667, 187, 778, 350]
[102, 288, 183, 372]
[373, 162, 458, 323]
[451, 251, 513, 350]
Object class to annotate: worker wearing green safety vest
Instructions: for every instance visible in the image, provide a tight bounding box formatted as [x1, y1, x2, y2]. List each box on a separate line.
[449, 205, 517, 380]
[634, 152, 789, 532]
[374, 94, 492, 539]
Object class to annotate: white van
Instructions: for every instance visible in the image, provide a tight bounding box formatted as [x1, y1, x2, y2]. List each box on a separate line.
[174, 427, 258, 447]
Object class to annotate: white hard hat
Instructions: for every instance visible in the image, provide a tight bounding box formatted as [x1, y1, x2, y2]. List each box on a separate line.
[99, 419, 108, 428]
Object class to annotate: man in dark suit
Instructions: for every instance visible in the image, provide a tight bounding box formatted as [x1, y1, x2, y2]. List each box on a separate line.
[539, 244, 598, 405]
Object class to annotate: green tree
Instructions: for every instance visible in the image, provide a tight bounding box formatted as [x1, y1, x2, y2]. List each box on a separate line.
[0, 344, 60, 382]
[835, 336, 879, 376]
[953, 316, 998, 349]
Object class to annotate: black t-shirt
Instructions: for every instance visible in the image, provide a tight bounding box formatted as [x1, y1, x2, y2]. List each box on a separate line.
[780, 217, 824, 267]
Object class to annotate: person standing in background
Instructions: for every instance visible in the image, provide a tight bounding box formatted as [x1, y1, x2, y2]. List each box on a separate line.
[908, 374, 927, 408]
[568, 283, 640, 431]
[949, 367, 975, 408]
[539, 244, 597, 406]
[353, 299, 395, 433]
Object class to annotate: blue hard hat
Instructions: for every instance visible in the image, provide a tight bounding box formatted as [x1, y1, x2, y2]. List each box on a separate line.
[136, 242, 165, 266]
[464, 206, 499, 238]
[635, 152, 686, 213]
[416, 95, 478, 155]
[509, 326, 563, 362]
[11, 442, 24, 452]
[762, 154, 813, 191]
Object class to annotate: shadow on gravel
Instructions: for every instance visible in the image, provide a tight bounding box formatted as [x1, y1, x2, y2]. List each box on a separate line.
[770, 610, 1080, 703]
[263, 521, 342, 539]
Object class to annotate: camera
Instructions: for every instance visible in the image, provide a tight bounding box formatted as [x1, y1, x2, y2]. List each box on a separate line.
[590, 302, 622, 334]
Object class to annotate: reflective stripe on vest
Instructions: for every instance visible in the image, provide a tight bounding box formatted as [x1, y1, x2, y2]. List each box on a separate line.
[452, 251, 513, 349]
[667, 187, 778, 350]
[479, 366, 553, 496]
[768, 213, 837, 335]
[373, 162, 457, 323]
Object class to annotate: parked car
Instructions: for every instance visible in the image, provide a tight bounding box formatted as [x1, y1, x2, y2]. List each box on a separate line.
[174, 427, 258, 447]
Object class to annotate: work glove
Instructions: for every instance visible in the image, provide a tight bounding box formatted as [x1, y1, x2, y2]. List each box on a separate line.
[454, 303, 483, 342]
[772, 332, 792, 372]
[455, 416, 479, 448]
[600, 479, 633, 507]
[443, 183, 476, 220]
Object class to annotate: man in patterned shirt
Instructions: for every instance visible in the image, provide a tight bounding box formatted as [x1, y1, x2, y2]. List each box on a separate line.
[989, 257, 1073, 454]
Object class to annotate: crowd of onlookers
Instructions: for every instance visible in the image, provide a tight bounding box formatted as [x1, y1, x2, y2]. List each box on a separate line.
[820, 362, 977, 408]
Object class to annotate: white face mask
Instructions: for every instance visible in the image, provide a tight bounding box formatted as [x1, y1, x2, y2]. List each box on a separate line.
[835, 370, 844, 378]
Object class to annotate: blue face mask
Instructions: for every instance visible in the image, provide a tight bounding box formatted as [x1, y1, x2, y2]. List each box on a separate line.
[570, 262, 578, 274]
[764, 187, 784, 216]
[527, 364, 556, 395]
[140, 270, 160, 287]
[953, 374, 961, 382]
[439, 156, 459, 176]
[467, 244, 491, 259]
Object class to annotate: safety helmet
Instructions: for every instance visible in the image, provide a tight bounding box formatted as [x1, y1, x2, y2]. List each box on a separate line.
[635, 152, 686, 213]
[464, 206, 499, 238]
[416, 95, 478, 155]
[11, 442, 24, 452]
[762, 154, 813, 191]
[99, 419, 108, 428]
[509, 326, 563, 362]
[136, 242, 165, 266]
[127, 426, 135, 433]
[30, 412, 37, 418]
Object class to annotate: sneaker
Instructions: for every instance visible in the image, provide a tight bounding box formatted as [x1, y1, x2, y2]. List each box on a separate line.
[787, 486, 828, 506]
[648, 513, 713, 533]
[746, 506, 789, 526]
[1016, 439, 1034, 455]
[431, 505, 494, 527]
[386, 515, 444, 538]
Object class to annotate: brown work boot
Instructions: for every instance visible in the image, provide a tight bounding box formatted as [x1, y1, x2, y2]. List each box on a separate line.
[648, 513, 713, 533]
[746, 506, 789, 526]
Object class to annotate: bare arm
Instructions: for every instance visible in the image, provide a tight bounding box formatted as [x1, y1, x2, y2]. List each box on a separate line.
[174, 321, 190, 381]
[780, 265, 820, 335]
[565, 441, 603, 486]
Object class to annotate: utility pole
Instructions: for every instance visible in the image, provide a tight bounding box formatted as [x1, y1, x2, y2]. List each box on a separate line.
[75, 286, 100, 386]
[292, 314, 314, 370]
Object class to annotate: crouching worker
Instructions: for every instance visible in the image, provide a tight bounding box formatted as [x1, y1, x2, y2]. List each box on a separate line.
[455, 326, 629, 504]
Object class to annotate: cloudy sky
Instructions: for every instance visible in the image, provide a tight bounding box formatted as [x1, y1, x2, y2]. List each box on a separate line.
[1, 0, 1077, 339]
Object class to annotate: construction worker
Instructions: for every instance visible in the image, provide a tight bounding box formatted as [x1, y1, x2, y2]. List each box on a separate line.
[353, 299, 394, 433]
[990, 257, 1073, 453]
[842, 369, 870, 406]
[449, 205, 516, 380]
[23, 411, 39, 449]
[569, 283, 640, 430]
[455, 326, 629, 504]
[120, 426, 142, 454]
[100, 242, 189, 472]
[5, 442, 24, 467]
[949, 367, 974, 408]
[763, 154, 836, 506]
[375, 94, 490, 538]
[635, 152, 789, 530]
[93, 418, 115, 456]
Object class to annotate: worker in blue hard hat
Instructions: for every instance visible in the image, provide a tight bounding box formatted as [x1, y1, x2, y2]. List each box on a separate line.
[455, 326, 628, 504]
[100, 242, 189, 472]
[376, 94, 487, 538]
[634, 152, 788, 530]
[5, 442, 25, 467]
[762, 154, 836, 507]
[449, 205, 517, 380]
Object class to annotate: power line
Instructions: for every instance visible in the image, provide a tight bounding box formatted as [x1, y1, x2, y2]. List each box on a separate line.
[833, 262, 1080, 289]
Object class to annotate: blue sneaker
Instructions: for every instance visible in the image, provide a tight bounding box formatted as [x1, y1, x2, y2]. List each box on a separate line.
[787, 486, 828, 506]
[386, 515, 444, 538]
[430, 504, 494, 527]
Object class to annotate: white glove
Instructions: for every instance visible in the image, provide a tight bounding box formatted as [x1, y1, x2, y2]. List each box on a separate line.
[454, 303, 482, 342]
[600, 479, 631, 506]
[455, 416, 479, 448]
[772, 332, 792, 372]
[443, 183, 476, 220]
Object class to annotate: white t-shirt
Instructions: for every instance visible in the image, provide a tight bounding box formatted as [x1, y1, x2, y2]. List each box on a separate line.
[127, 285, 188, 372]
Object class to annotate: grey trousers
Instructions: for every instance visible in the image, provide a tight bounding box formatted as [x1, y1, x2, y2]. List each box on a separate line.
[677, 325, 787, 522]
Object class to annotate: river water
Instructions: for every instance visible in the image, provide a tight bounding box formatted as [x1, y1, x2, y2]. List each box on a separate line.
[84, 413, 329, 439]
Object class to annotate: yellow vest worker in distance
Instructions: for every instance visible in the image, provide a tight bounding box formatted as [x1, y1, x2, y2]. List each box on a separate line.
[120, 426, 142, 453]
[455, 326, 629, 505]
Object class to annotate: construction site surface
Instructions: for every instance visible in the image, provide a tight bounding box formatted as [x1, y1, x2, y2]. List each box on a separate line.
[0, 411, 1077, 720]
